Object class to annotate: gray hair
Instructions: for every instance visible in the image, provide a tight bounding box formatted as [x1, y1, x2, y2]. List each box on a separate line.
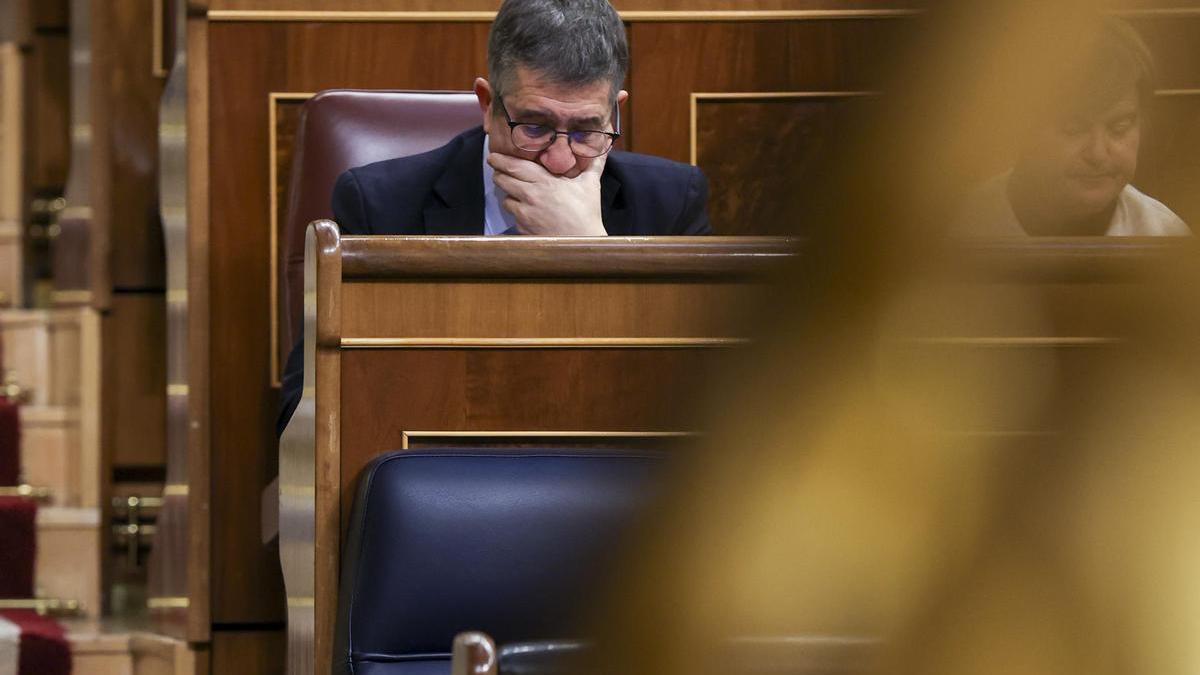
[488, 0, 629, 102]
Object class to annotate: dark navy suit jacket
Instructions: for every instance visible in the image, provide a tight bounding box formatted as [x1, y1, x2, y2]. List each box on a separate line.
[277, 126, 711, 436]
[330, 126, 711, 236]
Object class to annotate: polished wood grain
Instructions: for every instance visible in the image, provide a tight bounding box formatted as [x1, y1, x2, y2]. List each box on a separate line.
[313, 222, 342, 675]
[185, 6, 213, 643]
[341, 281, 757, 339]
[29, 29, 69, 191]
[105, 294, 167, 468]
[212, 629, 286, 675]
[695, 95, 873, 235]
[107, 0, 166, 290]
[207, 0, 919, 13]
[338, 346, 719, 498]
[630, 20, 907, 165]
[339, 234, 795, 277]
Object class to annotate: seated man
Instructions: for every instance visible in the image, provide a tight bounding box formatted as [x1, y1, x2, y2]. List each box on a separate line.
[278, 0, 710, 435]
[331, 0, 710, 237]
[956, 17, 1189, 237]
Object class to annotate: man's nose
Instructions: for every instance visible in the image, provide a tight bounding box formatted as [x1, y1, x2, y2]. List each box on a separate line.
[539, 135, 577, 175]
[1080, 128, 1112, 166]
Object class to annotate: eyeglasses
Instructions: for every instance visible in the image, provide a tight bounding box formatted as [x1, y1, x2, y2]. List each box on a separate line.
[496, 96, 621, 158]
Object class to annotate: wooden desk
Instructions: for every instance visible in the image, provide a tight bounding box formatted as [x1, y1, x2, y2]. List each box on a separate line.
[278, 221, 795, 675]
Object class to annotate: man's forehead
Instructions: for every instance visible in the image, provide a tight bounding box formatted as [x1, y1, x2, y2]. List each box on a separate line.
[504, 68, 613, 115]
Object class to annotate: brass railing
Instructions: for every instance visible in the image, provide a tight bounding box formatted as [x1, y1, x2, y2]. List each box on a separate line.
[0, 484, 52, 502]
[0, 597, 82, 617]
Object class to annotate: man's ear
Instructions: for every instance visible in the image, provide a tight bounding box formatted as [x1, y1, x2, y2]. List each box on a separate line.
[474, 77, 494, 133]
[617, 89, 629, 107]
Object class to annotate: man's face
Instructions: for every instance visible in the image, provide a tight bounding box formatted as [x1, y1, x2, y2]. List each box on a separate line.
[1018, 87, 1141, 220]
[475, 67, 625, 178]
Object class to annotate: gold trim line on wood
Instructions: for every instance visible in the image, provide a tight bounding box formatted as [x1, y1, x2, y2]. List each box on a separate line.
[269, 91, 319, 388]
[147, 597, 190, 609]
[401, 430, 697, 450]
[1155, 89, 1200, 97]
[51, 289, 93, 305]
[162, 483, 189, 497]
[0, 484, 53, 501]
[207, 9, 922, 23]
[690, 91, 877, 165]
[906, 336, 1122, 347]
[0, 598, 82, 616]
[341, 337, 747, 349]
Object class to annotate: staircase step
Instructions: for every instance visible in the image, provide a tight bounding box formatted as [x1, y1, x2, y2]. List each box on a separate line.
[19, 406, 93, 508]
[36, 507, 101, 619]
[63, 621, 199, 675]
[0, 309, 87, 408]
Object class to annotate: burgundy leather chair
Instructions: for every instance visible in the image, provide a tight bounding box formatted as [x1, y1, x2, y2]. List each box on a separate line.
[279, 90, 481, 358]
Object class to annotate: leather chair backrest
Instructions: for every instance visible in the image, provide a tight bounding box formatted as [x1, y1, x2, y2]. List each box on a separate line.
[280, 90, 481, 357]
[334, 449, 664, 675]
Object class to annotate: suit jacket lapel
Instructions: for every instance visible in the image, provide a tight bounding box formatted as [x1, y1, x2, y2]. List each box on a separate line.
[424, 128, 487, 235]
[600, 169, 632, 236]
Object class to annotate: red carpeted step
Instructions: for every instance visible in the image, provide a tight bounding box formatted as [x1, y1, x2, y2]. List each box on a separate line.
[0, 498, 35, 599]
[0, 396, 18, 487]
[0, 611, 71, 675]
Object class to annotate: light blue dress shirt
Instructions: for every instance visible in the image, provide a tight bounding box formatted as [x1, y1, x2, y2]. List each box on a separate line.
[481, 134, 520, 236]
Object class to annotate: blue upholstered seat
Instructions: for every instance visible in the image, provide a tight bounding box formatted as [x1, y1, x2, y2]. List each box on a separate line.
[333, 449, 663, 675]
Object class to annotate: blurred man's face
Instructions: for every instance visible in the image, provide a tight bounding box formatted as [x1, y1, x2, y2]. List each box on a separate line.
[1018, 86, 1141, 221]
[475, 67, 625, 178]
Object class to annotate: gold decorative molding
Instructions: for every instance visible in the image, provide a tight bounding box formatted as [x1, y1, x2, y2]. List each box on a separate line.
[0, 597, 82, 617]
[147, 596, 190, 609]
[341, 337, 747, 349]
[50, 289, 94, 305]
[162, 483, 190, 497]
[269, 92, 318, 387]
[208, 9, 921, 23]
[401, 430, 696, 450]
[907, 336, 1122, 347]
[689, 91, 877, 165]
[0, 484, 53, 501]
[1110, 7, 1200, 18]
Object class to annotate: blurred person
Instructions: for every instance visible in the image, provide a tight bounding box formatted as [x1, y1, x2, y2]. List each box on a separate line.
[957, 17, 1189, 236]
[577, 3, 1200, 675]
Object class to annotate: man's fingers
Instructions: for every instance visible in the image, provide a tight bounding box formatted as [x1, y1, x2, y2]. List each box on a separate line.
[488, 152, 546, 182]
[501, 195, 526, 220]
[492, 172, 531, 199]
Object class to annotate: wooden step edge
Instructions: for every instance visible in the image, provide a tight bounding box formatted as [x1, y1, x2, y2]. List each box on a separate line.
[36, 506, 100, 528]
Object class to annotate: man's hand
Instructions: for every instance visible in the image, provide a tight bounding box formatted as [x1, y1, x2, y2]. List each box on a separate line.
[487, 153, 608, 236]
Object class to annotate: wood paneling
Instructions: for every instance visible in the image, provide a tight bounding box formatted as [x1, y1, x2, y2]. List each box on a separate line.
[30, 31, 70, 191]
[208, 20, 488, 624]
[342, 280, 756, 338]
[630, 20, 906, 164]
[211, 629, 286, 675]
[338, 347, 720, 515]
[694, 95, 872, 235]
[105, 294, 167, 468]
[207, 0, 919, 13]
[107, 1, 166, 290]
